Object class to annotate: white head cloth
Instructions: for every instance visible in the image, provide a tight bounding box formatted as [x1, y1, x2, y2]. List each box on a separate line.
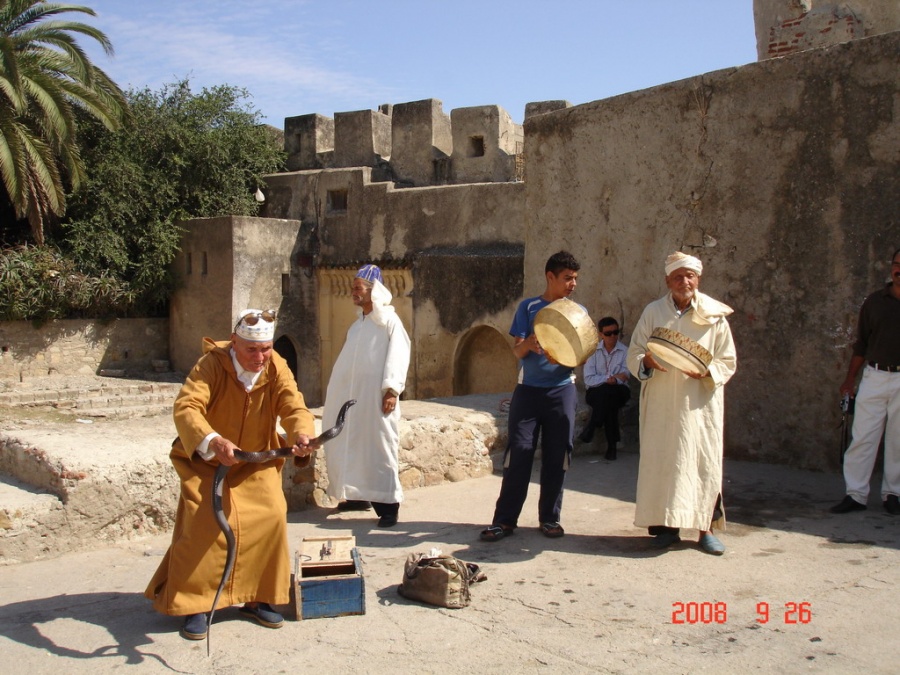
[363, 279, 397, 327]
[234, 309, 276, 342]
[664, 251, 703, 277]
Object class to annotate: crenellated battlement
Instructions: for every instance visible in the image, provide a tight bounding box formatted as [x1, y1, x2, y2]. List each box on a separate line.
[283, 98, 569, 187]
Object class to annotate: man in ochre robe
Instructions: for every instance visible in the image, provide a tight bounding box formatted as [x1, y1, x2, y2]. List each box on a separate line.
[145, 308, 316, 640]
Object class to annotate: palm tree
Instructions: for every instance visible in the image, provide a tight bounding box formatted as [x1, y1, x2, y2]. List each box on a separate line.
[0, 0, 127, 245]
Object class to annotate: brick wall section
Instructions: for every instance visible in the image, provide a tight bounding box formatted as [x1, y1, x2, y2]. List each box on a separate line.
[0, 319, 170, 381]
[767, 11, 861, 57]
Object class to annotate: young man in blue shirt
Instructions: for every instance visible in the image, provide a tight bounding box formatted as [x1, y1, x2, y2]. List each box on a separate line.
[481, 250, 581, 541]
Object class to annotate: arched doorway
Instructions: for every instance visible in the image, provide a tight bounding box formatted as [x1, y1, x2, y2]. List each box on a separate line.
[453, 326, 517, 396]
[274, 335, 298, 384]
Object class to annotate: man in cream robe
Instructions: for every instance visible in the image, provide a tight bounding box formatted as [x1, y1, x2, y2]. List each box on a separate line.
[324, 265, 411, 527]
[627, 253, 737, 555]
[146, 309, 316, 639]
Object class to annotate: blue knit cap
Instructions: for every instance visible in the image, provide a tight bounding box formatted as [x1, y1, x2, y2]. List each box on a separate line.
[355, 264, 383, 285]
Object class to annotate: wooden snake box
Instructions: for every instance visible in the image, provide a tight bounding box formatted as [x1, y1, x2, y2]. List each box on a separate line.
[292, 535, 365, 620]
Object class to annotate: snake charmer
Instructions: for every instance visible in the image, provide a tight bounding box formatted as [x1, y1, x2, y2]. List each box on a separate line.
[144, 308, 317, 640]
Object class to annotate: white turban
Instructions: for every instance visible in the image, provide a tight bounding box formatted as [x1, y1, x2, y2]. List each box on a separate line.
[234, 309, 276, 342]
[664, 251, 703, 276]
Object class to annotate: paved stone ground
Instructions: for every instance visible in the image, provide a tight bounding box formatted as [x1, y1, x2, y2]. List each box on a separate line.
[0, 446, 898, 674]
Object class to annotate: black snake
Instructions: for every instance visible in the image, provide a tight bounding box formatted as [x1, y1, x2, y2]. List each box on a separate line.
[207, 399, 356, 654]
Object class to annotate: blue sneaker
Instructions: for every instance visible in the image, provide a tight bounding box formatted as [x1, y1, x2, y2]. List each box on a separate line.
[239, 603, 284, 628]
[180, 613, 208, 640]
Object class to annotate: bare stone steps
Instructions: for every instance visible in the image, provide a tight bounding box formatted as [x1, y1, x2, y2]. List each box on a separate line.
[61, 402, 175, 420]
[0, 379, 182, 419]
[0, 381, 181, 406]
[52, 392, 176, 414]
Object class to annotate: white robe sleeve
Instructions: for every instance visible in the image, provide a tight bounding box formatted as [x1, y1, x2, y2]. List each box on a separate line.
[382, 314, 411, 395]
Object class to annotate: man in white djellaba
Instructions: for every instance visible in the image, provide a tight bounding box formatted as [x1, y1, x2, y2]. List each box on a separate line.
[626, 252, 737, 555]
[323, 264, 411, 528]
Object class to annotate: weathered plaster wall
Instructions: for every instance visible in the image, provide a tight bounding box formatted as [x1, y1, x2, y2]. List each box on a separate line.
[284, 113, 334, 171]
[264, 169, 524, 261]
[390, 99, 452, 187]
[334, 109, 391, 168]
[315, 268, 414, 398]
[170, 216, 300, 373]
[524, 32, 899, 471]
[260, 168, 526, 404]
[450, 105, 523, 183]
[754, 0, 900, 59]
[413, 246, 524, 399]
[0, 319, 169, 380]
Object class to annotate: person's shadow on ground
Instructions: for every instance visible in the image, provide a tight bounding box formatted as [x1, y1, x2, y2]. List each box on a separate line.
[0, 592, 186, 671]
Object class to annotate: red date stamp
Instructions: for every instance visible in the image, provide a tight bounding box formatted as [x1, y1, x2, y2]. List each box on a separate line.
[671, 601, 812, 624]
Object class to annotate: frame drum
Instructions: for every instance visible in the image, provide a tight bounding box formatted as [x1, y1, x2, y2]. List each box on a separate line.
[533, 299, 598, 368]
[647, 327, 713, 376]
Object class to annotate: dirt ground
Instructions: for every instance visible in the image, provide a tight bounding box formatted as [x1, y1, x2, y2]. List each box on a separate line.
[1, 435, 899, 674]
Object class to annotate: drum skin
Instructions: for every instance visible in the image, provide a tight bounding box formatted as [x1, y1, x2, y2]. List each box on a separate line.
[533, 299, 598, 368]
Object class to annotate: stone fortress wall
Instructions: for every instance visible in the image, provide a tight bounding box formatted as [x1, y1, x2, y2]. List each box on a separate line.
[172, 97, 532, 406]
[522, 31, 897, 471]
[3, 0, 896, 564]
[754, 0, 900, 58]
[0, 319, 169, 381]
[2, 2, 896, 475]
[168, 0, 898, 473]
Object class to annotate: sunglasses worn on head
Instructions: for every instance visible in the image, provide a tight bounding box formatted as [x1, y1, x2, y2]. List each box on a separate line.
[236, 310, 277, 330]
[602, 329, 620, 336]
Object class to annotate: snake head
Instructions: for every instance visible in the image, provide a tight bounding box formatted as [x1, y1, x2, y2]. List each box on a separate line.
[306, 399, 357, 449]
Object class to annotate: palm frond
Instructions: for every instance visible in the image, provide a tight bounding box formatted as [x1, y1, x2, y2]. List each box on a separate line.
[0, 0, 127, 242]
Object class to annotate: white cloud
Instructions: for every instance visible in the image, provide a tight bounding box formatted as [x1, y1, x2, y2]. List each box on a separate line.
[83, 1, 396, 125]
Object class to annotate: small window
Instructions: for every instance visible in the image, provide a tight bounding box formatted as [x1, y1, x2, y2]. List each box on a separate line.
[467, 136, 485, 158]
[327, 189, 348, 212]
[201, 252, 208, 276]
[186, 252, 192, 275]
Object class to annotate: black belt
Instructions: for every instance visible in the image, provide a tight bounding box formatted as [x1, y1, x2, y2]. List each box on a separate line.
[869, 361, 900, 373]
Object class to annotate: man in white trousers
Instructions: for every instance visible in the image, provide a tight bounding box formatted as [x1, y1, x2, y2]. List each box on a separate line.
[831, 247, 900, 516]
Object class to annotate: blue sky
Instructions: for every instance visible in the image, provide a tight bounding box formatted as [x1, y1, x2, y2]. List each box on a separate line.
[79, 1, 759, 128]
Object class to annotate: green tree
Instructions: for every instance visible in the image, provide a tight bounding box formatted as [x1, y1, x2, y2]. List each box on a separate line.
[0, 0, 128, 245]
[62, 79, 285, 315]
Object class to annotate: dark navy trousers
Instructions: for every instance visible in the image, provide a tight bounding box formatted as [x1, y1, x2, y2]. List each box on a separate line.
[584, 383, 631, 446]
[492, 382, 576, 527]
